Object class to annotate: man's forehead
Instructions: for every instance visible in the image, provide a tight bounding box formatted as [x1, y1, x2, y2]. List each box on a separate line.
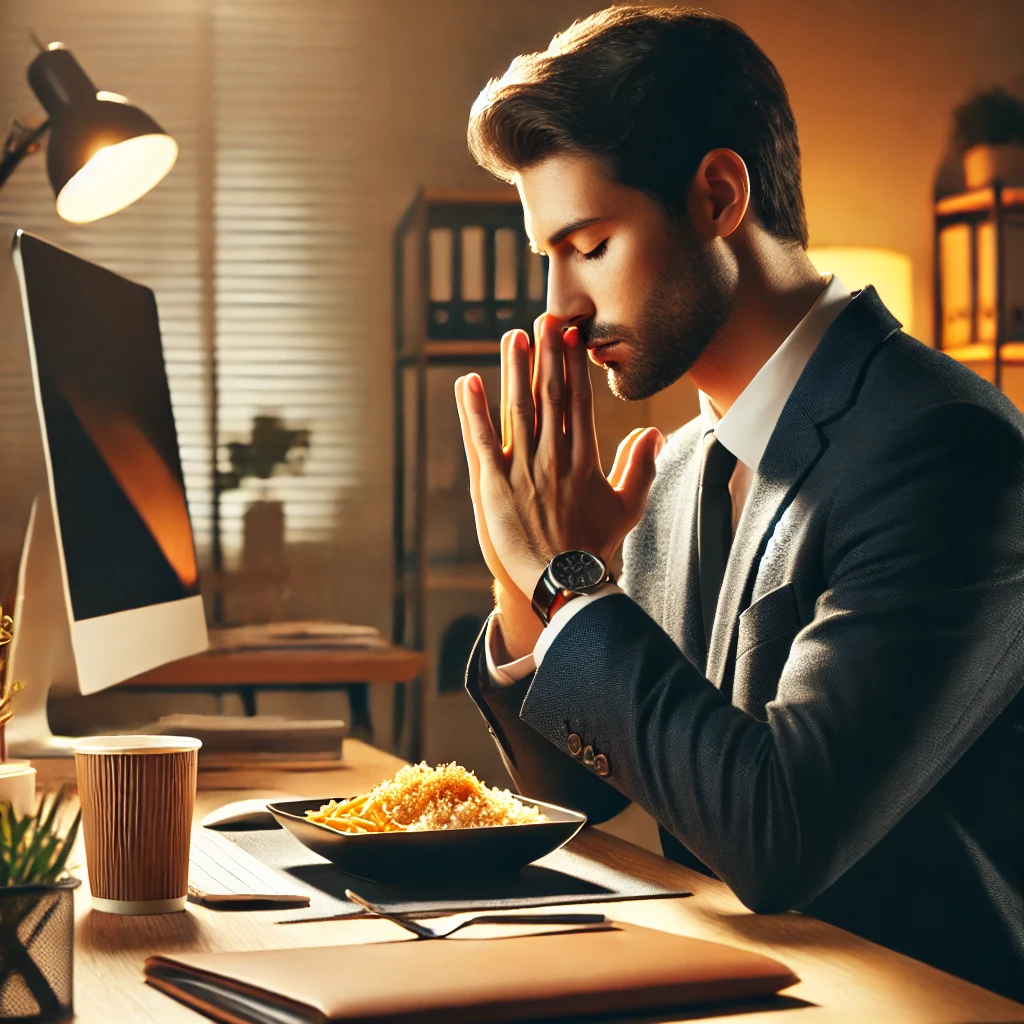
[514, 153, 619, 250]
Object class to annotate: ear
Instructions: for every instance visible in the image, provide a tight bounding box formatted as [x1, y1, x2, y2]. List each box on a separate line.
[686, 148, 750, 241]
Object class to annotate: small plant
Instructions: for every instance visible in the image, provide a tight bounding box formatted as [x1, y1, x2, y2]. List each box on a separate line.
[216, 414, 312, 494]
[954, 87, 1024, 151]
[0, 788, 80, 887]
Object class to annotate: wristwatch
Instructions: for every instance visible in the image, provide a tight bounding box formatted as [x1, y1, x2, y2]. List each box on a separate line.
[531, 550, 613, 626]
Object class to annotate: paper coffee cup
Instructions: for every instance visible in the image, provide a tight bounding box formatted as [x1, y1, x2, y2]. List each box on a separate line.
[72, 735, 200, 915]
[0, 760, 37, 817]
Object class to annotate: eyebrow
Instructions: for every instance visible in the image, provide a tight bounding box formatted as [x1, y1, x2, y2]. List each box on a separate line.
[532, 216, 603, 254]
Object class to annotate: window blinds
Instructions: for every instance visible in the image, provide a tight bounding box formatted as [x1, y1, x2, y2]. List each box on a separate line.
[212, 0, 364, 560]
[0, 0, 365, 587]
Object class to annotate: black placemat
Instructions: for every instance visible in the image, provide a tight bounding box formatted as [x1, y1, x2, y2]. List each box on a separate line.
[224, 828, 691, 923]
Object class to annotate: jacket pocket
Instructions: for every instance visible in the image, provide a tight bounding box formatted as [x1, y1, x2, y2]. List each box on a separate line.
[736, 581, 801, 661]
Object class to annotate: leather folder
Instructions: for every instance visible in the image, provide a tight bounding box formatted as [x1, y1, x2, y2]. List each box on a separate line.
[144, 922, 799, 1023]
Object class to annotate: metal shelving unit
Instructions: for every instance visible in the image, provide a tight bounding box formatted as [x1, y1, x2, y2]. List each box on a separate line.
[392, 190, 546, 764]
[935, 184, 1024, 389]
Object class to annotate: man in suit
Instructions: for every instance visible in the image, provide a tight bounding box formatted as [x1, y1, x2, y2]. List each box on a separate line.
[453, 5, 1024, 1002]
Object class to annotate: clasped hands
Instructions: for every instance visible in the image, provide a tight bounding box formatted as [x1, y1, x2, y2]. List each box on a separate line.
[454, 314, 665, 654]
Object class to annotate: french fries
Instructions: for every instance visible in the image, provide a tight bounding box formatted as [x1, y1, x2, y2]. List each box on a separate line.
[306, 795, 404, 834]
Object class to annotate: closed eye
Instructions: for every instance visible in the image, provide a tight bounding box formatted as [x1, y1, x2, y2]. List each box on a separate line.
[580, 240, 608, 261]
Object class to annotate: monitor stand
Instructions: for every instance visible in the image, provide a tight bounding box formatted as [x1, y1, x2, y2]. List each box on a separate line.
[4, 700, 74, 758]
[4, 499, 77, 759]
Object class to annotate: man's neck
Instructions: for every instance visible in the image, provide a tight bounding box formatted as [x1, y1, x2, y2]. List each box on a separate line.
[690, 250, 827, 416]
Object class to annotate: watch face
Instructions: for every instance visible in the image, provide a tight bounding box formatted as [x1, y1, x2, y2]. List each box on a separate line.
[551, 550, 606, 591]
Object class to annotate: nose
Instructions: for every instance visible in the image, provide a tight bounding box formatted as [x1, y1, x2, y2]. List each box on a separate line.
[544, 257, 594, 327]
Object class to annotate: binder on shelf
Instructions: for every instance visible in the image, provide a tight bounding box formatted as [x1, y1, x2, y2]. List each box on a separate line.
[424, 199, 547, 341]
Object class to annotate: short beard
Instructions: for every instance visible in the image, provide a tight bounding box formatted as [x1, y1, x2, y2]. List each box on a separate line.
[586, 218, 732, 402]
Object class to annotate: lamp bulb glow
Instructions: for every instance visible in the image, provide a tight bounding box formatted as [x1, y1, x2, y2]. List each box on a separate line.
[55, 134, 177, 223]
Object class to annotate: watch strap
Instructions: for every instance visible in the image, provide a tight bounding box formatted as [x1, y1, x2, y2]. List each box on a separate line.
[547, 587, 576, 621]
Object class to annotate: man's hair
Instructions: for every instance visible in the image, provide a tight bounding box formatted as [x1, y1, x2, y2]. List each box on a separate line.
[468, 5, 808, 248]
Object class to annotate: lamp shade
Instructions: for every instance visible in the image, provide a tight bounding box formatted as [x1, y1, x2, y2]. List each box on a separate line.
[807, 247, 913, 333]
[27, 44, 177, 223]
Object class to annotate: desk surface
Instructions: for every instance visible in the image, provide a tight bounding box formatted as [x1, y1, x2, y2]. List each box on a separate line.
[64, 740, 1023, 1023]
[119, 643, 424, 686]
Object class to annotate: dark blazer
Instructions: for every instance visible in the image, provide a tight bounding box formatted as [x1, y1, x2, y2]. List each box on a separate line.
[466, 288, 1024, 1002]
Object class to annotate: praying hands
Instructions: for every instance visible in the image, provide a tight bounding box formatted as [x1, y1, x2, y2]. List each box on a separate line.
[453, 314, 664, 656]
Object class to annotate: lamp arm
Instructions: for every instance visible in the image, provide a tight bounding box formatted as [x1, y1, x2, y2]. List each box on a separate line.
[0, 119, 50, 192]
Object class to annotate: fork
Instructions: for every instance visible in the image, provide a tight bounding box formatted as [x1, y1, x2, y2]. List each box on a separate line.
[344, 888, 606, 940]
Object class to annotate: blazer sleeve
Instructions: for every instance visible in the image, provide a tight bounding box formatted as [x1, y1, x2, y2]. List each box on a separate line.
[512, 401, 1024, 912]
[464, 620, 630, 824]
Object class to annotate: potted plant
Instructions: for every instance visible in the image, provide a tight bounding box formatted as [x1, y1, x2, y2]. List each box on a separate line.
[216, 415, 312, 498]
[215, 416, 312, 619]
[0, 788, 81, 1022]
[954, 87, 1024, 189]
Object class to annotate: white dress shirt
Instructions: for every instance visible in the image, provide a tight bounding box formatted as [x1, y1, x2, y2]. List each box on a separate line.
[486, 273, 852, 686]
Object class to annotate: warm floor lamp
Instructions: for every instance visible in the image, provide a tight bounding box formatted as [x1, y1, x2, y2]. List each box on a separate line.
[0, 40, 177, 222]
[807, 246, 913, 334]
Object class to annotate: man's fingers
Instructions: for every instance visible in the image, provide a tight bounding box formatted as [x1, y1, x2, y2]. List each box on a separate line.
[500, 330, 513, 452]
[460, 372, 505, 474]
[507, 329, 535, 463]
[615, 427, 666, 523]
[454, 376, 482, 493]
[532, 313, 545, 392]
[563, 326, 598, 466]
[535, 314, 568, 459]
[455, 376, 503, 578]
[608, 428, 645, 489]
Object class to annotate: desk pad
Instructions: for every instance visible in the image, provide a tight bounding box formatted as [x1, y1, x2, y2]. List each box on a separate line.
[225, 828, 691, 923]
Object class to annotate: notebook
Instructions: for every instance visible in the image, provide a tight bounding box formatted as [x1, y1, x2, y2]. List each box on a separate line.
[145, 921, 799, 1023]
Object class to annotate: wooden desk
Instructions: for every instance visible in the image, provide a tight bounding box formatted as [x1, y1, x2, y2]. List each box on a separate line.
[64, 740, 1024, 1023]
[119, 642, 424, 745]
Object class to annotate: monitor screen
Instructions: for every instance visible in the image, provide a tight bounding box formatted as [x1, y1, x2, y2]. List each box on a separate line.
[15, 232, 200, 622]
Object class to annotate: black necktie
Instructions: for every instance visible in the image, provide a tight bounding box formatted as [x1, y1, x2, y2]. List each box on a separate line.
[698, 432, 737, 647]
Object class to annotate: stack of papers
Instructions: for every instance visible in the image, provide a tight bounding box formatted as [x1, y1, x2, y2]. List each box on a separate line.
[209, 621, 387, 652]
[138, 714, 346, 764]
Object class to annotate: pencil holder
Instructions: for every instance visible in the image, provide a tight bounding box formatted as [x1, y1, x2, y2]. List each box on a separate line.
[0, 878, 80, 1022]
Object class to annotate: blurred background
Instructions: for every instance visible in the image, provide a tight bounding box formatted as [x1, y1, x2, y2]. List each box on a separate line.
[0, 0, 1022, 783]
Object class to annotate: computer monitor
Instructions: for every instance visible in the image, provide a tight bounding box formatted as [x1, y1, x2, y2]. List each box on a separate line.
[0, 230, 208, 757]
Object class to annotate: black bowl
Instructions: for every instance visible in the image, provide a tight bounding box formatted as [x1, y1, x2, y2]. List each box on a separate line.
[266, 796, 587, 883]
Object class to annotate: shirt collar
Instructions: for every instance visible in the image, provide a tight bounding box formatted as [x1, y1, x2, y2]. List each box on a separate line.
[699, 273, 852, 470]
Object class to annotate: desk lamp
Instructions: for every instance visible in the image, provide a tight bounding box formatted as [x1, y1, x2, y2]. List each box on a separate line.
[0, 40, 177, 222]
[0, 45, 183, 803]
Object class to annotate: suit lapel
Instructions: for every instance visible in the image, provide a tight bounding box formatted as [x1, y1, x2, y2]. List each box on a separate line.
[705, 407, 820, 688]
[704, 286, 903, 692]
